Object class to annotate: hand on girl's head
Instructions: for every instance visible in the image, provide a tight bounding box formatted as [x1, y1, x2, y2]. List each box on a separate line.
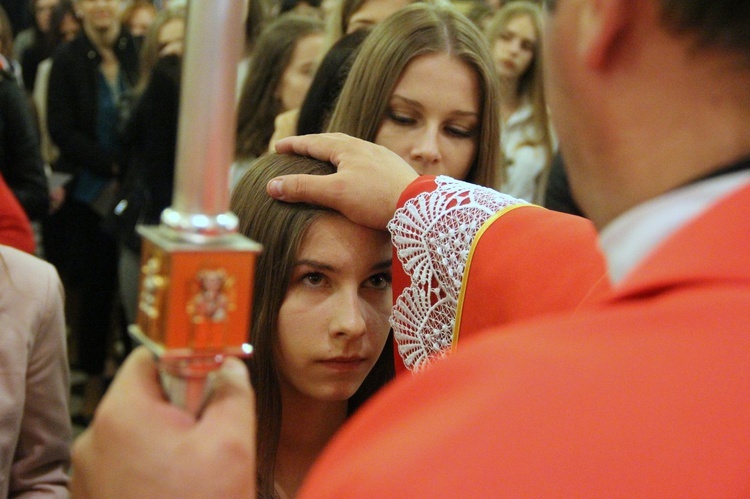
[272, 133, 418, 230]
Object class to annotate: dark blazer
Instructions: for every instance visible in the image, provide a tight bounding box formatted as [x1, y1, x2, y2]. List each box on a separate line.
[0, 71, 49, 219]
[47, 29, 139, 178]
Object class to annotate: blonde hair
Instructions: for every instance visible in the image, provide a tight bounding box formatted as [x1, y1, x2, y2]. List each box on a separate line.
[487, 1, 553, 200]
[327, 3, 501, 187]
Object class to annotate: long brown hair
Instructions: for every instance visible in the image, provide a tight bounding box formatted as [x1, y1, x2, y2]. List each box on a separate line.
[235, 14, 324, 161]
[327, 3, 502, 188]
[0, 5, 14, 60]
[230, 154, 394, 498]
[136, 7, 186, 93]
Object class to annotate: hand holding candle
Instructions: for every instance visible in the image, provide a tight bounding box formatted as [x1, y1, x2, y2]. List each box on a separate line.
[70, 347, 257, 498]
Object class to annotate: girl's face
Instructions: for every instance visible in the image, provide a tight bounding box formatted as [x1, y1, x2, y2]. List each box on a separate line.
[493, 14, 537, 84]
[375, 52, 481, 180]
[77, 0, 119, 32]
[346, 0, 411, 34]
[35, 0, 59, 33]
[59, 12, 81, 41]
[128, 6, 155, 37]
[277, 32, 325, 112]
[276, 215, 392, 404]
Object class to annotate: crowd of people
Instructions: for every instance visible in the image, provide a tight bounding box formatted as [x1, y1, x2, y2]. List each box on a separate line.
[0, 0, 748, 496]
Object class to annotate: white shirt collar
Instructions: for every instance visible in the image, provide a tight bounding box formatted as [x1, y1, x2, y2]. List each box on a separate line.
[503, 100, 533, 129]
[599, 170, 750, 285]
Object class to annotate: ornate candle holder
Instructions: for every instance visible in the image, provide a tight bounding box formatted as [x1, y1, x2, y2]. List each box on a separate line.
[130, 226, 260, 414]
[128, 0, 257, 415]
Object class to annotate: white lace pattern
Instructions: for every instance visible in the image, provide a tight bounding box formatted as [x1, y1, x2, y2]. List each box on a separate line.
[387, 176, 528, 372]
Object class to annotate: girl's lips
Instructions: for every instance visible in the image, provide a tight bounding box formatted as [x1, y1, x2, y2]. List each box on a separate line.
[318, 357, 367, 371]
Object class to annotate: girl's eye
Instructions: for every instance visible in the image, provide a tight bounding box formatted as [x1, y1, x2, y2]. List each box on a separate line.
[522, 41, 536, 52]
[387, 110, 416, 126]
[445, 125, 477, 139]
[302, 272, 325, 286]
[365, 272, 392, 290]
[300, 63, 316, 76]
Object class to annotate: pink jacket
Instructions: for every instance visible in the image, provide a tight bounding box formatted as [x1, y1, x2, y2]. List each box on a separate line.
[0, 245, 70, 497]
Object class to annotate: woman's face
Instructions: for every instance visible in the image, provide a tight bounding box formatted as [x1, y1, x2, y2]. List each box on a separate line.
[277, 32, 325, 112]
[128, 6, 155, 37]
[59, 12, 81, 41]
[493, 14, 537, 84]
[76, 0, 119, 33]
[276, 215, 392, 404]
[346, 0, 411, 34]
[35, 0, 59, 33]
[375, 52, 481, 180]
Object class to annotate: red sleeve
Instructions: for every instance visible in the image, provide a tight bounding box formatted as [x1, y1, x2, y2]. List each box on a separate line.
[390, 176, 608, 374]
[0, 174, 36, 254]
[454, 206, 609, 346]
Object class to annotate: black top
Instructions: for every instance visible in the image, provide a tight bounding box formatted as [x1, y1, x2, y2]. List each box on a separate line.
[47, 28, 139, 178]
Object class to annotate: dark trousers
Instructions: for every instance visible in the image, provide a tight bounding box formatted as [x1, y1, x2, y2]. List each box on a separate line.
[43, 198, 118, 375]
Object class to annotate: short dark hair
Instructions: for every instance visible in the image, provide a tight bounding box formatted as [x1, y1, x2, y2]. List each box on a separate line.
[543, 0, 750, 56]
[658, 0, 750, 55]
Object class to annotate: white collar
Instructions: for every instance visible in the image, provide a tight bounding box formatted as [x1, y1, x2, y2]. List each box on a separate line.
[599, 170, 750, 285]
[504, 100, 533, 128]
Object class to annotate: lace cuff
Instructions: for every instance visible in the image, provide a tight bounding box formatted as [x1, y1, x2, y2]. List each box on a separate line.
[387, 176, 528, 372]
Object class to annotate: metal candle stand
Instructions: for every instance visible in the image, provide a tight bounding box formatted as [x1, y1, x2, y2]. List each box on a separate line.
[128, 0, 260, 416]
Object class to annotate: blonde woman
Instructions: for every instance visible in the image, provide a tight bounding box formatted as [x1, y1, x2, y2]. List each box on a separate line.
[487, 1, 554, 202]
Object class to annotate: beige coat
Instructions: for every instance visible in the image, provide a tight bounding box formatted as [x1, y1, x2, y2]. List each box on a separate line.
[0, 245, 70, 497]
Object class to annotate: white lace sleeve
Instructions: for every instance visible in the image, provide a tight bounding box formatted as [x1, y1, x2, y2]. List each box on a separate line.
[387, 176, 528, 372]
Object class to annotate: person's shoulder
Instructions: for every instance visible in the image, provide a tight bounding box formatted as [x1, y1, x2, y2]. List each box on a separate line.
[0, 244, 54, 271]
[0, 245, 59, 292]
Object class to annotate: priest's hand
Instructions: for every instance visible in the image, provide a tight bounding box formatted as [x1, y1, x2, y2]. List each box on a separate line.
[272, 133, 419, 231]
